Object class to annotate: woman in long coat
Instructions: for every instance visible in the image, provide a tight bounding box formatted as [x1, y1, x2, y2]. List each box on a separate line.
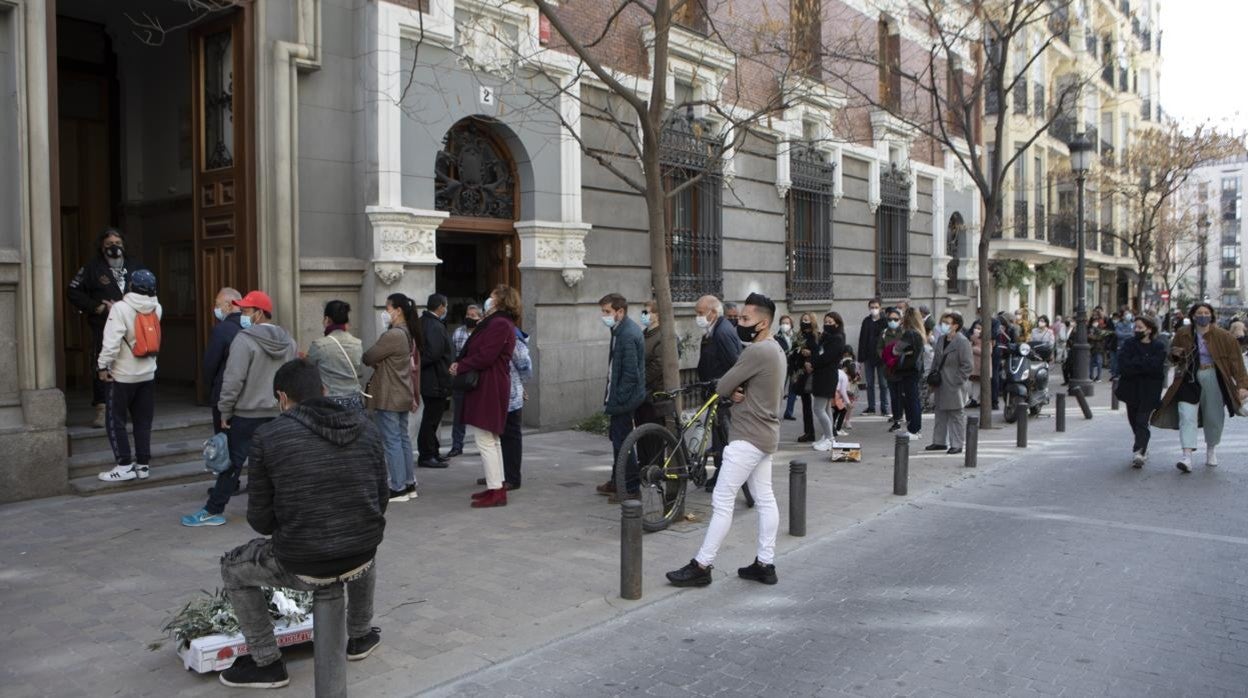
[1116, 316, 1166, 468]
[1151, 302, 1248, 473]
[927, 311, 974, 454]
[452, 285, 518, 507]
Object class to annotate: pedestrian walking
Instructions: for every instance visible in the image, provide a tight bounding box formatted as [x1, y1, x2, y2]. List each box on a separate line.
[363, 293, 422, 503]
[595, 293, 646, 501]
[204, 288, 243, 433]
[666, 293, 785, 588]
[447, 304, 482, 458]
[857, 298, 889, 415]
[809, 312, 846, 452]
[68, 227, 147, 428]
[217, 359, 388, 690]
[454, 285, 519, 508]
[887, 308, 927, 441]
[306, 300, 366, 411]
[790, 313, 818, 442]
[926, 311, 973, 455]
[1151, 303, 1248, 473]
[1116, 316, 1166, 468]
[694, 294, 743, 491]
[416, 294, 454, 468]
[879, 307, 905, 431]
[95, 269, 162, 483]
[182, 290, 297, 527]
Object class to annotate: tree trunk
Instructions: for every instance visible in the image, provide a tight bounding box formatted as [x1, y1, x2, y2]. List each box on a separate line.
[978, 199, 997, 428]
[644, 146, 682, 396]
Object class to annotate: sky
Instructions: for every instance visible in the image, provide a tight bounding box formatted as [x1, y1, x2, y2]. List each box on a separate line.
[1161, 0, 1248, 132]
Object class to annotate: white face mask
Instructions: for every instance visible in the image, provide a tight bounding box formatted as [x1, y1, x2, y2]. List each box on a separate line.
[780, 323, 792, 333]
[483, 297, 494, 314]
[695, 315, 711, 330]
[869, 308, 880, 319]
[380, 310, 392, 329]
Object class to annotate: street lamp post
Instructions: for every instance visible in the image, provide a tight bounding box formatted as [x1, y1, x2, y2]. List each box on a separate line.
[1067, 133, 1095, 398]
[1197, 214, 1210, 301]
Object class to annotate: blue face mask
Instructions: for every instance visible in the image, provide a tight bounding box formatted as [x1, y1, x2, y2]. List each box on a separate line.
[601, 315, 617, 330]
[940, 322, 951, 335]
[888, 320, 900, 330]
[214, 307, 226, 322]
[639, 312, 651, 327]
[240, 313, 253, 330]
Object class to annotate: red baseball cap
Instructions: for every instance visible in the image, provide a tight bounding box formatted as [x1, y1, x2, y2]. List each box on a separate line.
[233, 290, 274, 315]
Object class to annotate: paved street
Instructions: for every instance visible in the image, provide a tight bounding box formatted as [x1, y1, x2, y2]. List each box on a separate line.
[6, 389, 1244, 697]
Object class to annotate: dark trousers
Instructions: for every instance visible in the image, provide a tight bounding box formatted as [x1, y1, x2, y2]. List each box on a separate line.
[888, 381, 903, 422]
[206, 416, 271, 515]
[212, 406, 225, 435]
[502, 408, 523, 486]
[865, 362, 889, 411]
[609, 411, 638, 491]
[797, 392, 814, 436]
[1127, 405, 1153, 454]
[90, 323, 107, 406]
[450, 390, 466, 450]
[105, 380, 155, 466]
[899, 373, 923, 434]
[833, 406, 847, 433]
[417, 395, 448, 461]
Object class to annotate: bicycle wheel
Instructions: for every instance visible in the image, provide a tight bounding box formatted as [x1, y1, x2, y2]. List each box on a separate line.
[613, 422, 688, 532]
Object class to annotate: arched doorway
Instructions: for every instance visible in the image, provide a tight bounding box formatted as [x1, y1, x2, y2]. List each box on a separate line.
[434, 117, 521, 322]
[946, 212, 964, 294]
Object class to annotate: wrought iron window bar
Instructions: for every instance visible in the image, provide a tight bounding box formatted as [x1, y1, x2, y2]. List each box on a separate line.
[660, 114, 723, 303]
[787, 144, 836, 302]
[876, 166, 911, 298]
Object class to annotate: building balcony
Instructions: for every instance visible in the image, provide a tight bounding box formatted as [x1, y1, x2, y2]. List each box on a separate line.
[1013, 80, 1029, 115]
[1034, 84, 1046, 119]
[1100, 227, 1116, 255]
[1035, 203, 1047, 241]
[1142, 98, 1152, 121]
[1014, 200, 1030, 238]
[1050, 213, 1076, 249]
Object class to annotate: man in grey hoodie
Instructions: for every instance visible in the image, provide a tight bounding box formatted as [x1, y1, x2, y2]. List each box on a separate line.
[182, 290, 298, 527]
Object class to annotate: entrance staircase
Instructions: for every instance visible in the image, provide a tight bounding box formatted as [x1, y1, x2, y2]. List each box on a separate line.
[67, 407, 216, 496]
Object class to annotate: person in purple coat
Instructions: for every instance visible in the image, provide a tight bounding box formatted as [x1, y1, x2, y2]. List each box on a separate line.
[451, 284, 519, 508]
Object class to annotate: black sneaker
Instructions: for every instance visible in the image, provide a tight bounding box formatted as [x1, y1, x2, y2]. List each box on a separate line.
[666, 559, 712, 587]
[219, 654, 290, 689]
[863, 408, 877, 415]
[888, 421, 901, 432]
[737, 558, 778, 585]
[924, 444, 948, 451]
[347, 627, 381, 661]
[446, 447, 464, 458]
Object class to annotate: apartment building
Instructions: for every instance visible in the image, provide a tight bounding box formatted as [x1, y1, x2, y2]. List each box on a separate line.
[1178, 156, 1248, 310]
[987, 0, 1163, 317]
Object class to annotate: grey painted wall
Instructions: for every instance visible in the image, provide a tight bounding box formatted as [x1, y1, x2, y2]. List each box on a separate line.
[0, 9, 18, 251]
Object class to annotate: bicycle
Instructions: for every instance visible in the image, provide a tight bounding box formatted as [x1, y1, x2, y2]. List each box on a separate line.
[612, 381, 731, 532]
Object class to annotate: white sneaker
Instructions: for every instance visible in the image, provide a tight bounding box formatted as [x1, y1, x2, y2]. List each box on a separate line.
[1131, 451, 1145, 469]
[908, 431, 922, 441]
[812, 438, 832, 452]
[1176, 455, 1192, 473]
[1206, 447, 1219, 468]
[135, 465, 151, 480]
[98, 464, 138, 482]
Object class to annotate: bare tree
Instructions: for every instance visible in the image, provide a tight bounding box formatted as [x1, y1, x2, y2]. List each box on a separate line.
[126, 0, 241, 46]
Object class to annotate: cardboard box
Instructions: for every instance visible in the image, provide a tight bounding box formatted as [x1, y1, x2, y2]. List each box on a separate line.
[177, 618, 314, 673]
[830, 442, 862, 463]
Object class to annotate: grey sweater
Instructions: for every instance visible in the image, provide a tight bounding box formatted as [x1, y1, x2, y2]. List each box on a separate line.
[307, 330, 365, 398]
[218, 323, 299, 421]
[716, 338, 786, 454]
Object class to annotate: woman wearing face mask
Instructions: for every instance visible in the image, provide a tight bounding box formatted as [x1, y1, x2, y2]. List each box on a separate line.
[926, 312, 973, 454]
[889, 308, 928, 440]
[791, 313, 820, 442]
[306, 300, 367, 411]
[879, 309, 906, 431]
[776, 315, 799, 420]
[967, 321, 984, 409]
[1030, 315, 1056, 345]
[363, 293, 424, 502]
[1152, 302, 1248, 472]
[808, 312, 846, 451]
[67, 227, 148, 428]
[1115, 316, 1166, 468]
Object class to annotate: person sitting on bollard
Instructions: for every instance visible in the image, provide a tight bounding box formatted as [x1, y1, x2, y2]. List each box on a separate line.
[218, 358, 390, 689]
[666, 293, 786, 588]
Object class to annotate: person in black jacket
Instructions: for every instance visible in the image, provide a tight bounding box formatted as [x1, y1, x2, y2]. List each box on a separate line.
[1115, 316, 1167, 468]
[790, 314, 819, 441]
[417, 293, 455, 468]
[218, 358, 389, 689]
[67, 227, 146, 427]
[695, 295, 743, 491]
[857, 298, 888, 415]
[203, 288, 243, 435]
[809, 312, 846, 451]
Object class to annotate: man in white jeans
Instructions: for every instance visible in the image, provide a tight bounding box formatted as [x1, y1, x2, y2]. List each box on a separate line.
[667, 292, 786, 587]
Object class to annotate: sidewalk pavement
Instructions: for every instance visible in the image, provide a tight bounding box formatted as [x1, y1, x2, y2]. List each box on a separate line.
[0, 388, 1118, 697]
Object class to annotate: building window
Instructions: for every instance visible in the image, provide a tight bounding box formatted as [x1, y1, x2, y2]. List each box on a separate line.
[877, 17, 900, 111]
[1014, 145, 1027, 238]
[1034, 155, 1045, 240]
[946, 212, 965, 294]
[792, 0, 822, 79]
[787, 143, 835, 301]
[876, 166, 910, 298]
[661, 115, 722, 302]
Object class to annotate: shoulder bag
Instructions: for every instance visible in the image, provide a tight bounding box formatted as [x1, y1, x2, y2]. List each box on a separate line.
[926, 340, 950, 387]
[328, 334, 372, 399]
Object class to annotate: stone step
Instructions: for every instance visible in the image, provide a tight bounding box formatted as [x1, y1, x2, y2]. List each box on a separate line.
[69, 460, 214, 497]
[68, 439, 206, 481]
[68, 412, 214, 456]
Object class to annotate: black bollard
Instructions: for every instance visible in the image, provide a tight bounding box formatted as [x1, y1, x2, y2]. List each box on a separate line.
[1071, 385, 1093, 419]
[893, 433, 909, 496]
[1111, 379, 1120, 411]
[789, 460, 807, 537]
[1016, 402, 1028, 448]
[1056, 393, 1066, 432]
[312, 582, 348, 698]
[965, 415, 979, 468]
[620, 500, 642, 600]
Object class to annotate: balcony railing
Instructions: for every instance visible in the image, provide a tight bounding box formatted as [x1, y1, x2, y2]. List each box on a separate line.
[1100, 228, 1116, 255]
[1013, 80, 1029, 115]
[1085, 33, 1098, 57]
[1119, 69, 1129, 92]
[1035, 203, 1046, 241]
[1034, 84, 1046, 118]
[1142, 98, 1152, 121]
[1050, 213, 1076, 249]
[1086, 226, 1098, 251]
[1014, 200, 1029, 238]
[986, 81, 1002, 115]
[1101, 64, 1114, 87]
[1050, 115, 1076, 144]
[1142, 30, 1152, 51]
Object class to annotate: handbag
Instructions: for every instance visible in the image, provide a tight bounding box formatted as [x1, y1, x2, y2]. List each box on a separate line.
[452, 369, 479, 392]
[926, 341, 950, 387]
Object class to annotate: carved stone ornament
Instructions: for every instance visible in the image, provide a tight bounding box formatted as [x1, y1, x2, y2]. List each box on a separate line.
[374, 262, 405, 286]
[515, 220, 593, 288]
[455, 15, 515, 78]
[367, 206, 448, 286]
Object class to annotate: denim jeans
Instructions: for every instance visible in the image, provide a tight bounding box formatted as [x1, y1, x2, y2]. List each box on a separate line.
[1089, 352, 1103, 381]
[1178, 367, 1225, 450]
[609, 412, 638, 491]
[695, 440, 778, 566]
[206, 416, 271, 515]
[784, 390, 798, 418]
[450, 390, 466, 450]
[374, 410, 415, 492]
[221, 537, 375, 667]
[105, 380, 155, 465]
[865, 362, 889, 412]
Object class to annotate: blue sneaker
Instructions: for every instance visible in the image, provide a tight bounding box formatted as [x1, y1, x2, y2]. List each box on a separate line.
[181, 509, 226, 527]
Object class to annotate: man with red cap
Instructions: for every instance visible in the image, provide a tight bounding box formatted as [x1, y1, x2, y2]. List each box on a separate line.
[183, 291, 297, 527]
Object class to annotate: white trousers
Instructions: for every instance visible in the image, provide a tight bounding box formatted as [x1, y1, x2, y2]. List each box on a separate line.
[695, 440, 779, 567]
[472, 426, 504, 489]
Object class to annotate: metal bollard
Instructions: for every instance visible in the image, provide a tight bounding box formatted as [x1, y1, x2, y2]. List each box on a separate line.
[893, 433, 909, 496]
[1016, 402, 1028, 448]
[965, 415, 979, 468]
[789, 460, 807, 537]
[1071, 385, 1093, 419]
[1111, 379, 1120, 411]
[1056, 393, 1066, 432]
[620, 500, 642, 600]
[312, 583, 348, 698]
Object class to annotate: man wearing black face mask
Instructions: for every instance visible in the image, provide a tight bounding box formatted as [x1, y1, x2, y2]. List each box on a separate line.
[68, 227, 147, 428]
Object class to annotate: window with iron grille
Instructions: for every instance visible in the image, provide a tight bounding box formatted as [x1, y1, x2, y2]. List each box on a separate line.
[787, 144, 836, 301]
[661, 116, 723, 302]
[876, 166, 911, 298]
